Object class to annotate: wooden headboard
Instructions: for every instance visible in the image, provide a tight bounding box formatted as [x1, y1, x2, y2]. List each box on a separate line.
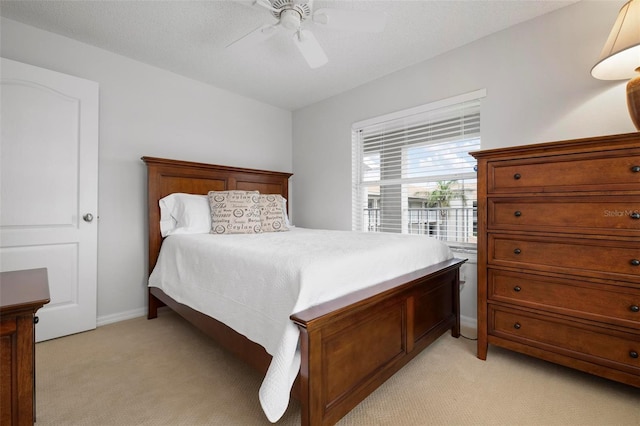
[142, 156, 293, 273]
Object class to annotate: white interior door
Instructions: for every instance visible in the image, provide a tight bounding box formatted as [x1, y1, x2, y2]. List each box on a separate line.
[0, 57, 99, 342]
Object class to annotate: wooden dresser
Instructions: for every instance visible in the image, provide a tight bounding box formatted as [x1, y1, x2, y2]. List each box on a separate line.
[1, 268, 50, 425]
[471, 132, 640, 387]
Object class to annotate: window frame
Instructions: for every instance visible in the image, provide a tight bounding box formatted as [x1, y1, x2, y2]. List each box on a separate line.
[351, 89, 485, 250]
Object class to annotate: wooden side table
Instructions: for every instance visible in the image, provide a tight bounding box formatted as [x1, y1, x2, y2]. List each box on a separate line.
[1, 268, 50, 425]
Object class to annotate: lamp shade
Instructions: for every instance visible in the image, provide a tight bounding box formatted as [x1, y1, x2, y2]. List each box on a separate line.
[591, 0, 640, 80]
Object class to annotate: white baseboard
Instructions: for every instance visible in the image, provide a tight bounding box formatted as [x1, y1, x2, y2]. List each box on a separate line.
[460, 314, 477, 331]
[97, 308, 146, 327]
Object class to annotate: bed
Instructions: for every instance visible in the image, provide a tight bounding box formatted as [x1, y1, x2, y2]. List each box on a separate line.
[143, 156, 466, 425]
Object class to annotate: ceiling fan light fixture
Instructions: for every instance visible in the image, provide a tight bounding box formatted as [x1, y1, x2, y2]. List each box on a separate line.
[280, 9, 302, 30]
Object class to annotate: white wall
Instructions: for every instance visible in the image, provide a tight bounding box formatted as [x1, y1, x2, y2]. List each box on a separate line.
[290, 0, 637, 326]
[2, 1, 635, 329]
[1, 17, 293, 325]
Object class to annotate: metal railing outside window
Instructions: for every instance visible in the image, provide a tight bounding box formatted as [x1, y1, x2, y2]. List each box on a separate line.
[363, 206, 477, 244]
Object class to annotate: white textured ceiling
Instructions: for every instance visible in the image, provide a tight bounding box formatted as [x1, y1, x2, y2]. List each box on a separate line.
[1, 0, 579, 110]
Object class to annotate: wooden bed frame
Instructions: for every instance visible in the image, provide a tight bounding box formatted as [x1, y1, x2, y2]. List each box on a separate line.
[143, 156, 466, 425]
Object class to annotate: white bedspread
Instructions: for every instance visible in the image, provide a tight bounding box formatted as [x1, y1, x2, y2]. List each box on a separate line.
[148, 227, 452, 422]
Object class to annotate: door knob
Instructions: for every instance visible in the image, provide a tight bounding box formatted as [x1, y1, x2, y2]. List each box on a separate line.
[83, 213, 94, 223]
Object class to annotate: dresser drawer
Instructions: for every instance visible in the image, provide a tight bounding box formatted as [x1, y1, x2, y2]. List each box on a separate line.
[488, 197, 640, 235]
[489, 306, 640, 372]
[488, 154, 640, 194]
[488, 269, 640, 327]
[489, 234, 640, 280]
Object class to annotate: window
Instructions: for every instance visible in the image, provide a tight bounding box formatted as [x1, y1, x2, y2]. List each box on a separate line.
[352, 90, 484, 250]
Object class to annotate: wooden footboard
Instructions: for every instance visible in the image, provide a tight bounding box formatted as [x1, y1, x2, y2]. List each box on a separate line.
[148, 257, 464, 425]
[291, 258, 465, 426]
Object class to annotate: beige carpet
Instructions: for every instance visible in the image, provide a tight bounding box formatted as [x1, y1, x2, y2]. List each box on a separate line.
[35, 310, 639, 425]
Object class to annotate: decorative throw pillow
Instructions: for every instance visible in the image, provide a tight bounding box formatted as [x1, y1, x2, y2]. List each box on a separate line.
[208, 190, 262, 234]
[259, 194, 289, 232]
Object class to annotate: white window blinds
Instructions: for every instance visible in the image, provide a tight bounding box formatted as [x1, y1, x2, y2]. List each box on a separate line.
[352, 90, 484, 249]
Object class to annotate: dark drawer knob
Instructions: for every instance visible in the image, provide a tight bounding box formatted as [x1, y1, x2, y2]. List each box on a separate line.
[630, 351, 639, 359]
[630, 305, 640, 313]
[514, 286, 522, 292]
[514, 173, 521, 180]
[514, 211, 522, 217]
[514, 323, 521, 330]
[34, 316, 39, 324]
[514, 248, 522, 255]
[632, 166, 640, 173]
[631, 212, 640, 220]
[631, 259, 640, 266]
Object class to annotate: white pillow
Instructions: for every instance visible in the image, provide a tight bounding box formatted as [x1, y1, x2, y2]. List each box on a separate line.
[281, 197, 291, 227]
[159, 193, 211, 237]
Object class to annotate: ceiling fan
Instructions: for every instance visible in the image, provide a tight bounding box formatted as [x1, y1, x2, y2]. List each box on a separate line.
[227, 0, 388, 69]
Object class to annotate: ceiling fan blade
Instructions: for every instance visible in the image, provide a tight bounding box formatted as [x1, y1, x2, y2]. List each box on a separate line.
[226, 24, 279, 50]
[293, 30, 328, 69]
[235, 0, 279, 13]
[253, 0, 281, 13]
[313, 8, 387, 33]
